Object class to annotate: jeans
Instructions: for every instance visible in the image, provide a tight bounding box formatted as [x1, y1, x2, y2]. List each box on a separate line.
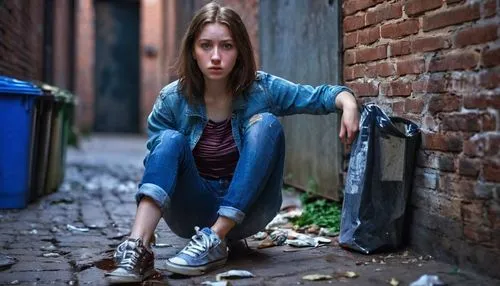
[136, 113, 285, 240]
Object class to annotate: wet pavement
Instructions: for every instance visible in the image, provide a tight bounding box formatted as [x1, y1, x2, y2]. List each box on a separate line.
[1, 134, 499, 285]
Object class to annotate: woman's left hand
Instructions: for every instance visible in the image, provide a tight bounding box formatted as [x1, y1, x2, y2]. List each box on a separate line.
[335, 91, 360, 145]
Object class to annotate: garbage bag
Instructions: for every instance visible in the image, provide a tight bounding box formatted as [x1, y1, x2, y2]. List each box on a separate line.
[339, 104, 421, 254]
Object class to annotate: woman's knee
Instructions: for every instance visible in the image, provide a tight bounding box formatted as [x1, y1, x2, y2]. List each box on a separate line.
[245, 113, 284, 139]
[154, 129, 187, 153]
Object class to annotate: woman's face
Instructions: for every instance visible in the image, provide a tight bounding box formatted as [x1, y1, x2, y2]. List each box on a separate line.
[193, 23, 238, 83]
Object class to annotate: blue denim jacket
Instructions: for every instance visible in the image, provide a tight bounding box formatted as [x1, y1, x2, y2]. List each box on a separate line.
[146, 71, 352, 155]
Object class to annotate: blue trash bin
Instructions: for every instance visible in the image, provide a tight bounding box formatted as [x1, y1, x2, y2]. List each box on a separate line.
[0, 76, 42, 208]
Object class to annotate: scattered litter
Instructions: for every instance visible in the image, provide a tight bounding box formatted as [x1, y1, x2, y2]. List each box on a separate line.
[215, 270, 254, 281]
[265, 214, 288, 230]
[286, 234, 331, 248]
[252, 231, 268, 240]
[40, 245, 57, 251]
[270, 230, 287, 246]
[68, 281, 76, 285]
[42, 253, 60, 258]
[257, 237, 275, 249]
[319, 228, 339, 237]
[10, 280, 19, 285]
[343, 271, 359, 278]
[202, 280, 231, 286]
[409, 274, 445, 286]
[389, 277, 400, 286]
[375, 268, 382, 272]
[152, 243, 172, 248]
[280, 209, 303, 219]
[0, 254, 17, 270]
[66, 224, 89, 232]
[305, 224, 320, 234]
[302, 274, 332, 281]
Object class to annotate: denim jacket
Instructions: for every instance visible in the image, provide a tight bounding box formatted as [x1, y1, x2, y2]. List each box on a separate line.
[146, 71, 352, 155]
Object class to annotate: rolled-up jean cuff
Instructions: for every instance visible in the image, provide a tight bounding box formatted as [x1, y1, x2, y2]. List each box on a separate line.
[135, 183, 171, 211]
[218, 206, 246, 224]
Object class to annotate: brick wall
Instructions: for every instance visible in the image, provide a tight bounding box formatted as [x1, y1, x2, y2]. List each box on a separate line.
[342, 0, 499, 277]
[0, 0, 44, 81]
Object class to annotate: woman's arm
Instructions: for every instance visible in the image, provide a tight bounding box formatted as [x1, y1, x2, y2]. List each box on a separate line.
[335, 91, 359, 145]
[145, 91, 177, 154]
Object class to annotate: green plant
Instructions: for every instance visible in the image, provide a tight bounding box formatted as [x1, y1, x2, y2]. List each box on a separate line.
[291, 193, 342, 233]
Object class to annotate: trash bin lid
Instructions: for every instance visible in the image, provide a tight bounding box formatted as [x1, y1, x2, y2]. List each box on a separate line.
[36, 82, 74, 103]
[0, 76, 42, 96]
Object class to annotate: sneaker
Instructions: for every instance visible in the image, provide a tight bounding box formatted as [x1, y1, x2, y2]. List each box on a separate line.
[105, 237, 155, 283]
[165, 226, 228, 276]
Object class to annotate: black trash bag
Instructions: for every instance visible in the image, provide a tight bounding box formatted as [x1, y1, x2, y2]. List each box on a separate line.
[339, 104, 421, 254]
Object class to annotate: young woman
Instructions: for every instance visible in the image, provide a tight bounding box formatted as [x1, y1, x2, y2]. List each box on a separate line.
[105, 1, 359, 283]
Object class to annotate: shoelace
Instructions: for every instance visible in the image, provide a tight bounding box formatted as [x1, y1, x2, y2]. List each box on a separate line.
[118, 242, 141, 270]
[181, 227, 213, 257]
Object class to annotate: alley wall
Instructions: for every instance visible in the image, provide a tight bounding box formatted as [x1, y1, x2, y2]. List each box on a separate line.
[342, 0, 499, 277]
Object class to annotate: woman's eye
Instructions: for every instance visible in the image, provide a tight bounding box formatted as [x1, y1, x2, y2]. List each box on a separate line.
[222, 43, 233, 49]
[200, 43, 211, 49]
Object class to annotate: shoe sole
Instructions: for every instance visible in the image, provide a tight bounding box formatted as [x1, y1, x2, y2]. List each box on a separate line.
[105, 269, 156, 284]
[164, 258, 227, 276]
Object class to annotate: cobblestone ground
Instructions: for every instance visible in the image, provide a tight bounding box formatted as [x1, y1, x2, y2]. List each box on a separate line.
[0, 135, 499, 285]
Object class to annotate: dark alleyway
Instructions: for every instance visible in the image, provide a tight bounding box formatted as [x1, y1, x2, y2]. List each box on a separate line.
[0, 135, 498, 285]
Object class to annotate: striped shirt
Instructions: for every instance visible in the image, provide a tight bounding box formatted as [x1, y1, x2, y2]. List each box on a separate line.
[193, 119, 239, 179]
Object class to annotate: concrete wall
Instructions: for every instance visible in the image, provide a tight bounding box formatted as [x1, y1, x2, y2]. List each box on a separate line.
[342, 0, 499, 277]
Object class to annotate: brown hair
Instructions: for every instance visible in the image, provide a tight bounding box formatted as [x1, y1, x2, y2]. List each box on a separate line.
[176, 1, 256, 102]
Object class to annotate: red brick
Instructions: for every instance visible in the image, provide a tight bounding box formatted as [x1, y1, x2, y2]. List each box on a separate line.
[346, 81, 379, 97]
[392, 101, 405, 114]
[429, 52, 479, 72]
[441, 113, 481, 132]
[358, 26, 380, 45]
[345, 50, 356, 65]
[396, 58, 425, 75]
[412, 75, 448, 93]
[344, 14, 365, 32]
[381, 19, 419, 39]
[458, 157, 481, 177]
[405, 98, 425, 113]
[461, 201, 485, 224]
[366, 62, 395, 77]
[439, 173, 476, 198]
[463, 135, 486, 157]
[389, 40, 411, 56]
[464, 223, 492, 243]
[356, 44, 387, 63]
[464, 94, 489, 109]
[484, 0, 497, 18]
[345, 65, 366, 81]
[479, 68, 500, 89]
[428, 94, 461, 114]
[344, 32, 358, 49]
[344, 0, 385, 15]
[454, 25, 498, 48]
[405, 0, 443, 16]
[484, 161, 500, 182]
[417, 150, 456, 171]
[423, 4, 481, 31]
[365, 3, 403, 26]
[411, 36, 449, 53]
[486, 134, 500, 157]
[482, 46, 500, 67]
[481, 112, 496, 131]
[381, 80, 412, 97]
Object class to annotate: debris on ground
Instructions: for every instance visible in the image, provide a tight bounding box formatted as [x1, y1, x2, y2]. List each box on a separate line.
[0, 254, 17, 270]
[215, 270, 255, 281]
[202, 281, 232, 286]
[66, 224, 90, 232]
[389, 277, 400, 286]
[302, 274, 333, 281]
[409, 274, 445, 286]
[252, 231, 268, 240]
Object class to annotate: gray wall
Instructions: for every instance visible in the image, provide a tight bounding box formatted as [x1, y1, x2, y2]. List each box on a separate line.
[260, 0, 343, 200]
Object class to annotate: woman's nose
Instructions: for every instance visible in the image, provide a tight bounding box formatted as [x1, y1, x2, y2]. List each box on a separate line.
[211, 47, 221, 63]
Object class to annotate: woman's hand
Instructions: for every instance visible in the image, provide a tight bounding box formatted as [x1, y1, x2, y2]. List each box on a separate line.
[335, 91, 360, 145]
